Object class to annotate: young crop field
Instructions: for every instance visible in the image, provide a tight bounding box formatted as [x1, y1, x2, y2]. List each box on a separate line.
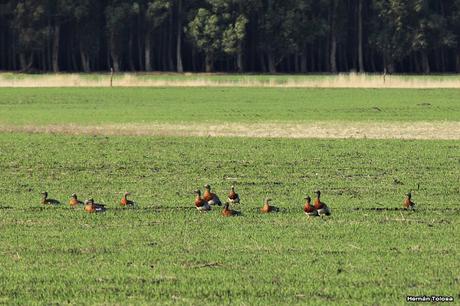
[0, 87, 459, 126]
[0, 86, 459, 305]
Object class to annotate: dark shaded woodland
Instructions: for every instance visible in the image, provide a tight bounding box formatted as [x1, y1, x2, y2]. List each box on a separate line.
[0, 0, 459, 73]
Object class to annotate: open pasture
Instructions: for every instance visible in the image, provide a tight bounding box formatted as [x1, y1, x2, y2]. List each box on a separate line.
[0, 87, 459, 126]
[0, 133, 459, 305]
[0, 85, 459, 304]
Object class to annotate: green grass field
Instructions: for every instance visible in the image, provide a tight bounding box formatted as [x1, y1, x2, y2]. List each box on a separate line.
[0, 88, 459, 125]
[0, 86, 459, 305]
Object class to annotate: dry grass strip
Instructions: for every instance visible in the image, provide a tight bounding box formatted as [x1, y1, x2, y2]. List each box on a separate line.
[1, 122, 459, 140]
[1, 73, 460, 88]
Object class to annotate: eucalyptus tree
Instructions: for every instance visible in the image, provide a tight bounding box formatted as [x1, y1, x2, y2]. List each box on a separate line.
[133, 0, 171, 71]
[450, 0, 460, 71]
[12, 0, 49, 71]
[370, 0, 419, 73]
[187, 0, 249, 72]
[73, 1, 103, 72]
[105, 0, 136, 71]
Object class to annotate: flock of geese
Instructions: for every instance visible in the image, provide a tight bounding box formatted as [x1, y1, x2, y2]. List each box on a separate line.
[40, 185, 417, 216]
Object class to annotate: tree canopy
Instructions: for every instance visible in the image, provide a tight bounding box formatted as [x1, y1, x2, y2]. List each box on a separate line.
[0, 0, 459, 73]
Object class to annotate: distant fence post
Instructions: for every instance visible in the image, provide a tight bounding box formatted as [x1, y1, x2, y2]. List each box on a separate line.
[110, 67, 114, 87]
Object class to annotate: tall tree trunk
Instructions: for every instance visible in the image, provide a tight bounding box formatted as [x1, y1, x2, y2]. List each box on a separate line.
[137, 17, 144, 70]
[176, 0, 183, 72]
[236, 52, 243, 73]
[20, 53, 34, 71]
[11, 34, 17, 70]
[128, 33, 135, 71]
[440, 50, 446, 72]
[80, 46, 90, 73]
[41, 51, 46, 71]
[110, 34, 120, 72]
[19, 53, 27, 71]
[260, 53, 267, 72]
[145, 32, 152, 71]
[369, 49, 376, 72]
[329, 0, 338, 73]
[205, 53, 213, 72]
[191, 47, 196, 72]
[414, 54, 421, 73]
[357, 0, 364, 72]
[236, 41, 244, 72]
[456, 52, 460, 73]
[167, 10, 174, 71]
[267, 51, 276, 73]
[421, 51, 430, 74]
[300, 52, 307, 73]
[52, 24, 60, 72]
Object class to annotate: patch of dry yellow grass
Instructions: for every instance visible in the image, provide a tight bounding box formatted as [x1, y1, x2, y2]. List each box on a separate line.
[1, 122, 459, 140]
[0, 73, 459, 88]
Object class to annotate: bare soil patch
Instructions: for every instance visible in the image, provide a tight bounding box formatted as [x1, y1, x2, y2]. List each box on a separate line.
[1, 122, 459, 140]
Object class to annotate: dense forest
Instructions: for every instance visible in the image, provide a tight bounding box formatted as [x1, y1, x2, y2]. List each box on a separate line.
[0, 0, 459, 73]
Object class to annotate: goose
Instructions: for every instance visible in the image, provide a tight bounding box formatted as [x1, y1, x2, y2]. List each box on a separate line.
[314, 190, 331, 216]
[120, 192, 135, 206]
[227, 185, 240, 204]
[84, 198, 106, 213]
[222, 202, 240, 217]
[304, 195, 318, 217]
[69, 193, 83, 207]
[194, 190, 211, 212]
[260, 198, 279, 213]
[40, 192, 60, 205]
[403, 192, 416, 210]
[203, 184, 222, 206]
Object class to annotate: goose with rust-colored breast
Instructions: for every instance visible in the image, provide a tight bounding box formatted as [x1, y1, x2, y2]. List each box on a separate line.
[304, 195, 318, 217]
[314, 190, 331, 216]
[84, 198, 106, 213]
[194, 189, 211, 212]
[227, 185, 240, 204]
[120, 192, 135, 207]
[403, 192, 416, 210]
[260, 198, 279, 213]
[222, 202, 240, 217]
[203, 184, 222, 206]
[69, 193, 83, 207]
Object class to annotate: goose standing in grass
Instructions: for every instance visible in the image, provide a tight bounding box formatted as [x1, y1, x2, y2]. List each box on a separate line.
[304, 195, 318, 217]
[403, 192, 416, 210]
[120, 192, 135, 206]
[260, 198, 279, 213]
[69, 193, 83, 207]
[84, 198, 106, 213]
[222, 202, 240, 217]
[203, 184, 222, 206]
[194, 190, 211, 212]
[314, 190, 331, 216]
[40, 192, 60, 205]
[227, 185, 240, 204]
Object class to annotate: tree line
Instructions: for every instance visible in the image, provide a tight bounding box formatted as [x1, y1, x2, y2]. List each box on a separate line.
[0, 0, 459, 74]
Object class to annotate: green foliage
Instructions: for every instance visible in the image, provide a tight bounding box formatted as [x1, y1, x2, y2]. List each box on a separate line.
[370, 0, 420, 65]
[12, 0, 49, 52]
[187, 0, 248, 61]
[2, 0, 460, 72]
